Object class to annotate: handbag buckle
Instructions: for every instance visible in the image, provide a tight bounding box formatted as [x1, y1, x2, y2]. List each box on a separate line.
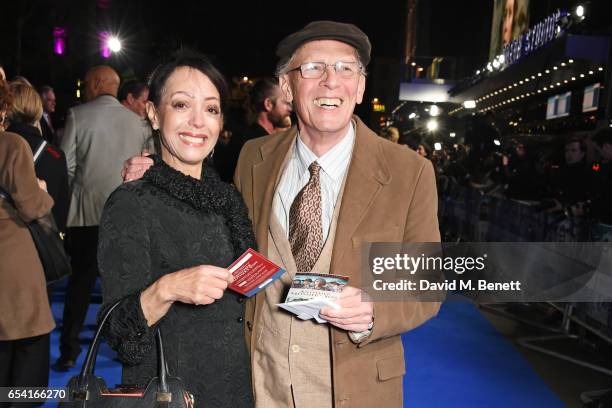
[156, 392, 172, 402]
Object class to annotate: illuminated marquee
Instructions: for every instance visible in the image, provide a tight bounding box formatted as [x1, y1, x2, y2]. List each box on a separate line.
[502, 10, 567, 66]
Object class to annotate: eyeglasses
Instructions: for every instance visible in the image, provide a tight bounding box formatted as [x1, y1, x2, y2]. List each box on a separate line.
[288, 61, 364, 79]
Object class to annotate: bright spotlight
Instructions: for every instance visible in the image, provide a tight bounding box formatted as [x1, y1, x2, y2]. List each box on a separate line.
[107, 37, 121, 53]
[449, 132, 456, 138]
[493, 139, 501, 146]
[575, 5, 585, 17]
[408, 112, 417, 119]
[427, 120, 438, 132]
[429, 105, 440, 117]
[463, 100, 476, 109]
[434, 142, 442, 151]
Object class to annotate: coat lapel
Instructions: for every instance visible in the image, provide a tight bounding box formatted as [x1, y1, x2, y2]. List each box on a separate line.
[251, 127, 297, 256]
[331, 117, 391, 277]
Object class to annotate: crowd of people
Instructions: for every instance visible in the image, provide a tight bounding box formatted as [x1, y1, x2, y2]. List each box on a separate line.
[379, 121, 612, 226]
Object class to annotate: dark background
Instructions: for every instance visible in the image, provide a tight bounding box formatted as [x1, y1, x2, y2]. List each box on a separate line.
[2, 1, 596, 124]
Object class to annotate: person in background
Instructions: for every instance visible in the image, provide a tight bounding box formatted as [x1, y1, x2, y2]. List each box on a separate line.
[218, 77, 293, 181]
[590, 129, 612, 224]
[547, 137, 591, 216]
[380, 126, 399, 143]
[6, 81, 69, 232]
[118, 80, 149, 119]
[55, 65, 154, 371]
[417, 142, 431, 158]
[0, 79, 55, 406]
[38, 86, 56, 143]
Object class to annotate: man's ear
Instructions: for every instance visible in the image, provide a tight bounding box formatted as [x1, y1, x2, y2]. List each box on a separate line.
[264, 97, 275, 113]
[355, 74, 366, 105]
[279, 75, 293, 103]
[145, 101, 159, 130]
[126, 93, 135, 105]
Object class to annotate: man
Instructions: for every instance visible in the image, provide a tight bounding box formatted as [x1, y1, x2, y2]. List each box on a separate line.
[118, 79, 149, 119]
[589, 129, 612, 224]
[234, 21, 440, 408]
[220, 77, 293, 181]
[56, 65, 154, 370]
[248, 76, 293, 135]
[123, 21, 440, 407]
[118, 79, 153, 148]
[38, 86, 56, 143]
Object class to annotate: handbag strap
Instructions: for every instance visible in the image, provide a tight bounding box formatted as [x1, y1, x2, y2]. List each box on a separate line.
[33, 140, 47, 163]
[0, 139, 47, 205]
[77, 300, 171, 396]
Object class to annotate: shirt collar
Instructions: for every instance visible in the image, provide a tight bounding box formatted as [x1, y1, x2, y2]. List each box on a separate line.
[295, 122, 355, 181]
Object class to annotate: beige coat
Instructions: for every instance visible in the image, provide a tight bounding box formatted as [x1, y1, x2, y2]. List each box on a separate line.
[234, 116, 441, 407]
[0, 131, 55, 340]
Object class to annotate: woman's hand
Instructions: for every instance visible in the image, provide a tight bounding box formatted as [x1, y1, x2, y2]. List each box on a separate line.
[162, 265, 234, 305]
[140, 265, 234, 326]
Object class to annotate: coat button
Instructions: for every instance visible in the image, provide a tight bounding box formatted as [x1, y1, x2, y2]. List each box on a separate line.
[237, 296, 245, 303]
[247, 321, 253, 330]
[291, 345, 300, 353]
[237, 316, 244, 323]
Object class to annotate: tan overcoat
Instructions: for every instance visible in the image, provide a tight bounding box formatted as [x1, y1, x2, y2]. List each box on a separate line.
[234, 117, 441, 407]
[0, 131, 55, 340]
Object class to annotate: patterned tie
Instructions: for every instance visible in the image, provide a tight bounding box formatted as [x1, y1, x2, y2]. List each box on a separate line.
[289, 161, 324, 272]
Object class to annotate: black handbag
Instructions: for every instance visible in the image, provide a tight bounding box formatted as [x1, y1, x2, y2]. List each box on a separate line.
[59, 300, 195, 407]
[0, 139, 71, 284]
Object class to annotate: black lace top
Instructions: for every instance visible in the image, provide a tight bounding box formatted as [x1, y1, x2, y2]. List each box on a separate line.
[98, 156, 255, 407]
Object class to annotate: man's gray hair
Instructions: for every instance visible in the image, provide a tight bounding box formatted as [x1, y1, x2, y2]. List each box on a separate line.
[39, 85, 54, 99]
[274, 46, 367, 78]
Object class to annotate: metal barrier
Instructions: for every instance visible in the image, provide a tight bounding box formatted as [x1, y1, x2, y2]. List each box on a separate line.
[439, 182, 612, 375]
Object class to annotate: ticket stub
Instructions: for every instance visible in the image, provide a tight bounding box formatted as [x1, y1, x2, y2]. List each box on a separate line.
[228, 248, 286, 297]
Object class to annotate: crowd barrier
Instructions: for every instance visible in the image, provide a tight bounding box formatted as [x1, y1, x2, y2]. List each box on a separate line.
[438, 180, 612, 329]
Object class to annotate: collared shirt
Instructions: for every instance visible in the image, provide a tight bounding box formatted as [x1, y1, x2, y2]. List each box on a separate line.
[274, 123, 355, 240]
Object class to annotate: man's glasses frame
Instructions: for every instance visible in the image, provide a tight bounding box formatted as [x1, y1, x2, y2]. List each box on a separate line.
[288, 61, 365, 79]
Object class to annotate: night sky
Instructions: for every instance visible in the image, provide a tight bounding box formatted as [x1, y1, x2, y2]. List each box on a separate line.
[1, 0, 411, 82]
[0, 0, 504, 120]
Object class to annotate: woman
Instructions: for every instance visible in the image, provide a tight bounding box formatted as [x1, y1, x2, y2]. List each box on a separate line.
[99, 51, 254, 407]
[6, 81, 70, 232]
[0, 79, 55, 405]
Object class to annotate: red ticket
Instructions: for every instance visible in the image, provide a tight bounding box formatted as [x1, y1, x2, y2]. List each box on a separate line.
[228, 248, 286, 297]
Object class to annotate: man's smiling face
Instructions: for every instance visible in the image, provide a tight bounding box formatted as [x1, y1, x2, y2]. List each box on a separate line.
[280, 40, 365, 141]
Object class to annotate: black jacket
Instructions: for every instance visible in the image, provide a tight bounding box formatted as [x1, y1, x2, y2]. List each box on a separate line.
[39, 116, 55, 144]
[7, 122, 70, 231]
[98, 157, 255, 407]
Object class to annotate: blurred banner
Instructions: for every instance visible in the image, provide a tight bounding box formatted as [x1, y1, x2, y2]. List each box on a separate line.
[489, 0, 530, 60]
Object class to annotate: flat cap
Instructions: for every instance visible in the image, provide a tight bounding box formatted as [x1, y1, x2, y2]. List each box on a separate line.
[276, 20, 371, 68]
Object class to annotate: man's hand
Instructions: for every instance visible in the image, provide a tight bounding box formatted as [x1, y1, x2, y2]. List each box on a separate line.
[319, 286, 373, 332]
[122, 153, 153, 182]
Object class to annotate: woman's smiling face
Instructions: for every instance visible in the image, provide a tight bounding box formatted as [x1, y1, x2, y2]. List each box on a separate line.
[147, 66, 222, 179]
